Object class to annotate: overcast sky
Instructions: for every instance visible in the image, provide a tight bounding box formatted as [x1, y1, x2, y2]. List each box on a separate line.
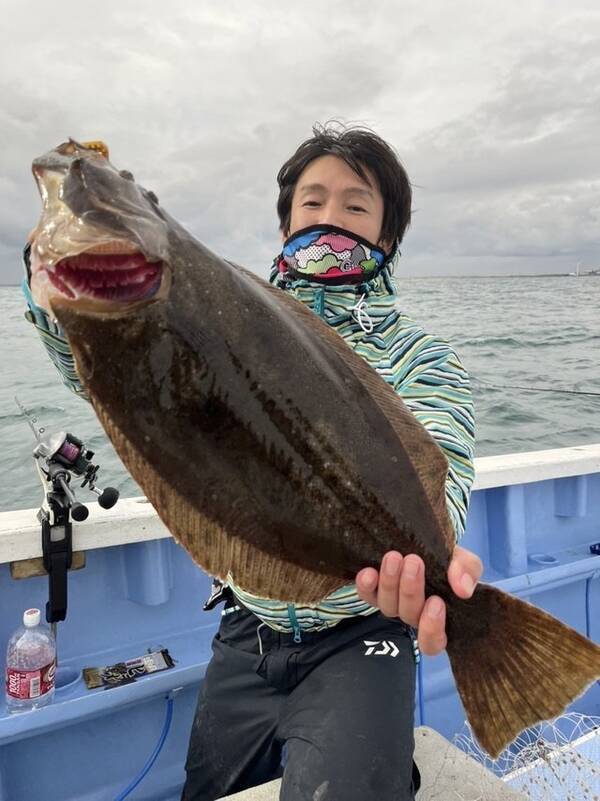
[1, 0, 599, 281]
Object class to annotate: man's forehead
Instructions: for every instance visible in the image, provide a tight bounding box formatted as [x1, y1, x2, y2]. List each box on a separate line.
[297, 182, 375, 199]
[298, 154, 376, 187]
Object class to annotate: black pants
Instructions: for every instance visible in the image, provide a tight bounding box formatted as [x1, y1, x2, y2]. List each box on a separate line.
[181, 601, 420, 801]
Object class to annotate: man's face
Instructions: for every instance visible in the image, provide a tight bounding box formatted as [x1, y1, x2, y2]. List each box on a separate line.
[286, 155, 390, 253]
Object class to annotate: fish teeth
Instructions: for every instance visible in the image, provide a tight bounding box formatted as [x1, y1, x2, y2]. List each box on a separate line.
[53, 258, 161, 301]
[60, 264, 157, 290]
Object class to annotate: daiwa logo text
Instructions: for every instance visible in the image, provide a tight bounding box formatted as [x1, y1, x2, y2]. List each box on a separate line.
[363, 640, 399, 657]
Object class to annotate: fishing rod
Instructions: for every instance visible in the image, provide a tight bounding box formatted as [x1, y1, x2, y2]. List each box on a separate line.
[471, 377, 600, 397]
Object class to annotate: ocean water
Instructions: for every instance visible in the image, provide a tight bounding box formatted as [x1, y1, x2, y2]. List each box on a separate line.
[1, 275, 599, 514]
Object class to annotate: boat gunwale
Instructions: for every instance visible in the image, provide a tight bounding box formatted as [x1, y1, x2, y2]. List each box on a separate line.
[1, 443, 600, 565]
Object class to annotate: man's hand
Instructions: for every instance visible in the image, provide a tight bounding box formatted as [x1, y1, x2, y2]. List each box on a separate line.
[355, 546, 483, 656]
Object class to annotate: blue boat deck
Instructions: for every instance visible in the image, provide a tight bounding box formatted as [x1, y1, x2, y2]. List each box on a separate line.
[1, 445, 599, 800]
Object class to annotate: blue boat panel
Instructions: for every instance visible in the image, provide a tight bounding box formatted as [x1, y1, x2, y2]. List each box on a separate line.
[525, 474, 600, 554]
[553, 474, 588, 518]
[1, 465, 599, 799]
[0, 537, 218, 799]
[0, 540, 218, 668]
[480, 485, 529, 578]
[0, 693, 195, 801]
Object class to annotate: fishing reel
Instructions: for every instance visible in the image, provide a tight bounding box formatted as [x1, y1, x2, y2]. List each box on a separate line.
[33, 430, 119, 522]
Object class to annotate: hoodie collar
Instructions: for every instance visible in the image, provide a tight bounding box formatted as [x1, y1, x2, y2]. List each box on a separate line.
[269, 256, 399, 334]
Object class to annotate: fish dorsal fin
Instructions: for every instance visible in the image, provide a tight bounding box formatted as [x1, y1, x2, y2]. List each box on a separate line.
[234, 265, 455, 551]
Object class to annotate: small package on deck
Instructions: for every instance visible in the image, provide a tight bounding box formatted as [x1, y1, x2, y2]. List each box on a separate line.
[83, 648, 175, 689]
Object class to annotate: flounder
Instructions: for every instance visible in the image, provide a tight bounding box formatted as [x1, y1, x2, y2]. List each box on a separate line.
[27, 140, 600, 757]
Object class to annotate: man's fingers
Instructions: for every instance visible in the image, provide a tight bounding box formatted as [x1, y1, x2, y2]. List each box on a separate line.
[375, 551, 404, 617]
[355, 567, 379, 608]
[357, 545, 483, 657]
[417, 596, 447, 656]
[448, 546, 483, 598]
[397, 555, 424, 628]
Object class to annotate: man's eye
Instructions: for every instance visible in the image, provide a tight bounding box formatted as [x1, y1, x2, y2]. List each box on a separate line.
[302, 201, 320, 207]
[349, 205, 366, 213]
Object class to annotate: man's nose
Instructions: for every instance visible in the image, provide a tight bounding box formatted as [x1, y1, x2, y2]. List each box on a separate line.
[318, 202, 345, 228]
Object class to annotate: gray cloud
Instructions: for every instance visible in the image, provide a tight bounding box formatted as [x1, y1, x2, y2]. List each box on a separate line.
[1, 1, 599, 282]
[400, 17, 600, 270]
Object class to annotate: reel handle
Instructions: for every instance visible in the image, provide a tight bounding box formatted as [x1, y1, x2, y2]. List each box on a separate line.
[56, 474, 89, 521]
[91, 485, 120, 509]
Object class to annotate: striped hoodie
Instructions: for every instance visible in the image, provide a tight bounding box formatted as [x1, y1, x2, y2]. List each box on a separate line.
[227, 263, 475, 636]
[22, 258, 475, 637]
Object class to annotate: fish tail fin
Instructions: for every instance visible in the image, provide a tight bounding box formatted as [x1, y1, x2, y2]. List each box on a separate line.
[445, 583, 600, 758]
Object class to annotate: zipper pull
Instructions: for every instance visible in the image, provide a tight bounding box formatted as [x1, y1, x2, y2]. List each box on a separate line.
[313, 287, 326, 318]
[287, 603, 303, 643]
[203, 578, 227, 611]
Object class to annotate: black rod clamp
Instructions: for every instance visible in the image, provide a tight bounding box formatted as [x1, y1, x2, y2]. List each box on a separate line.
[40, 493, 73, 624]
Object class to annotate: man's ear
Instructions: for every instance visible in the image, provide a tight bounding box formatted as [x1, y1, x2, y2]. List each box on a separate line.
[378, 238, 393, 256]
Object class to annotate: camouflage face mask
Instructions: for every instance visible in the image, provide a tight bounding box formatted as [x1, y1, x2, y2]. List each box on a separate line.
[278, 224, 388, 285]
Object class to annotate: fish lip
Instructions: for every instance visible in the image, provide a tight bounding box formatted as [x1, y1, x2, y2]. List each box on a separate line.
[42, 248, 170, 314]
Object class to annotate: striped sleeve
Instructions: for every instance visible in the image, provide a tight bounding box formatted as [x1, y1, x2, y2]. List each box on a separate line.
[22, 278, 90, 402]
[395, 333, 475, 541]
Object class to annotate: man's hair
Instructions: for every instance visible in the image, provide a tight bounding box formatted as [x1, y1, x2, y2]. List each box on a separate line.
[276, 122, 412, 248]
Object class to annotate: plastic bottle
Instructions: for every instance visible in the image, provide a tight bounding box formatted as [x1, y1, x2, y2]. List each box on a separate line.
[5, 608, 56, 713]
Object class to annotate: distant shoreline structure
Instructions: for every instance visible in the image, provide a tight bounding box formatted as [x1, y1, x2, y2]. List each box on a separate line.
[567, 261, 600, 277]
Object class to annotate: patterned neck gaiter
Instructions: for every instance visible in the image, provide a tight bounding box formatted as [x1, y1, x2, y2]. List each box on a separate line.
[277, 224, 389, 285]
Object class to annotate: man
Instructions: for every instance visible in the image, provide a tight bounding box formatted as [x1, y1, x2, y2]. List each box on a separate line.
[23, 124, 480, 800]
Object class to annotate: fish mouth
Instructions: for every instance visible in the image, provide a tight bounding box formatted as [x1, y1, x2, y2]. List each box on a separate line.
[41, 244, 165, 308]
[29, 140, 172, 314]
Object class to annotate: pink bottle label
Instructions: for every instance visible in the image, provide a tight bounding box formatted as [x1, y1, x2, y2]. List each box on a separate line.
[6, 660, 56, 700]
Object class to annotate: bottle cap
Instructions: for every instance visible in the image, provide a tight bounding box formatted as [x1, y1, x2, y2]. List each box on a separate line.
[23, 608, 41, 627]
